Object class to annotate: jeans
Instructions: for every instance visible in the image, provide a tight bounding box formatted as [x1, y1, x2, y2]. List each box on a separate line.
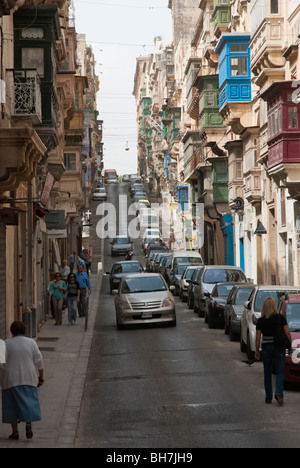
[52, 298, 63, 325]
[261, 344, 285, 402]
[67, 296, 78, 324]
[78, 288, 87, 317]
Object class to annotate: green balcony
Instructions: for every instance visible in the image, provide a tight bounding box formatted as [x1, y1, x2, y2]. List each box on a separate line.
[198, 76, 224, 129]
[208, 156, 228, 204]
[213, 0, 231, 38]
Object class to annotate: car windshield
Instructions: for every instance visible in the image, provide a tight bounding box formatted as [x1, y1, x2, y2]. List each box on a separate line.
[112, 263, 142, 274]
[185, 268, 197, 280]
[174, 257, 202, 267]
[285, 304, 300, 331]
[116, 238, 130, 244]
[121, 276, 167, 293]
[203, 269, 246, 284]
[176, 264, 190, 275]
[99, 188, 105, 193]
[254, 290, 287, 312]
[235, 287, 255, 304]
[213, 284, 235, 296]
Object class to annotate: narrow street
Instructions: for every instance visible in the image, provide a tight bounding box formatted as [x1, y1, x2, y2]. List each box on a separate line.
[75, 183, 300, 449]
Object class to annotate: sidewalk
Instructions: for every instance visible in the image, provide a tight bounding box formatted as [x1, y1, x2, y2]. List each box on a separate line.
[0, 272, 102, 448]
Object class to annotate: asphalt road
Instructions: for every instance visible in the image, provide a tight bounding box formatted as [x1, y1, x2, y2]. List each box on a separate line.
[76, 182, 300, 449]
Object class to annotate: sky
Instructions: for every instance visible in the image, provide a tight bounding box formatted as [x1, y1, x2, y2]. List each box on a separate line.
[73, 0, 173, 175]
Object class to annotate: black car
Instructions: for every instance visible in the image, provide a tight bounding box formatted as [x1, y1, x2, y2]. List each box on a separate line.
[224, 283, 256, 341]
[186, 267, 204, 310]
[206, 283, 237, 329]
[107, 261, 144, 293]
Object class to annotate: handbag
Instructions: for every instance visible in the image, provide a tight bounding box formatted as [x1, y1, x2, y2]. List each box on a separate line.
[274, 315, 291, 350]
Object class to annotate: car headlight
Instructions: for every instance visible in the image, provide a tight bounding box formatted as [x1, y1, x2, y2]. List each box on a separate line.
[162, 298, 174, 307]
[120, 300, 131, 310]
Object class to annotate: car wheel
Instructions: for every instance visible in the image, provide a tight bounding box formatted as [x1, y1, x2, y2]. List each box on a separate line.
[240, 331, 247, 353]
[246, 332, 255, 361]
[208, 311, 215, 329]
[187, 295, 194, 310]
[229, 325, 237, 342]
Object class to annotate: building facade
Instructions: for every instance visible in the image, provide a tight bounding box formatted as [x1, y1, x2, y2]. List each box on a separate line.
[134, 0, 300, 285]
[0, 0, 102, 338]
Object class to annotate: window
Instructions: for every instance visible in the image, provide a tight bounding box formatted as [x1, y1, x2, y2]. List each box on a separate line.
[236, 161, 242, 179]
[288, 106, 298, 129]
[230, 44, 247, 52]
[64, 153, 76, 171]
[230, 57, 247, 76]
[270, 0, 278, 14]
[21, 48, 44, 77]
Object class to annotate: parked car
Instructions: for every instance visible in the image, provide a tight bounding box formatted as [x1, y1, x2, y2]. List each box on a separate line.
[240, 285, 300, 360]
[206, 283, 237, 329]
[110, 236, 133, 256]
[142, 229, 161, 252]
[145, 246, 169, 271]
[278, 293, 300, 384]
[186, 267, 204, 310]
[107, 261, 144, 293]
[193, 265, 247, 318]
[169, 263, 195, 296]
[113, 273, 176, 329]
[153, 252, 170, 273]
[138, 211, 159, 233]
[161, 255, 172, 284]
[179, 266, 200, 302]
[136, 199, 151, 215]
[92, 187, 107, 201]
[122, 174, 130, 182]
[224, 283, 256, 341]
[165, 251, 203, 287]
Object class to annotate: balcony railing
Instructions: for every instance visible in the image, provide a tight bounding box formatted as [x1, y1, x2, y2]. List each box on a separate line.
[6, 69, 42, 124]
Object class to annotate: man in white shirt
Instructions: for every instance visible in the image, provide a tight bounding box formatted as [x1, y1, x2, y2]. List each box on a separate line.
[59, 259, 70, 280]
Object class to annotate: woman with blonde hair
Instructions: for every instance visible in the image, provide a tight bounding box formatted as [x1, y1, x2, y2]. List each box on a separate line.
[255, 297, 291, 405]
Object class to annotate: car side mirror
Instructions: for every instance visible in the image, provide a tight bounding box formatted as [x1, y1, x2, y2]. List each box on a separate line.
[244, 300, 250, 309]
[112, 290, 119, 295]
[169, 285, 175, 291]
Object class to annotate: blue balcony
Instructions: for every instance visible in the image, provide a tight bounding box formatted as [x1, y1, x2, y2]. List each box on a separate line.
[215, 33, 251, 110]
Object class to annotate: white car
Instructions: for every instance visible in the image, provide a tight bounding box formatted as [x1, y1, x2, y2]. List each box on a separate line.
[92, 187, 107, 201]
[142, 228, 161, 252]
[179, 265, 200, 302]
[240, 285, 300, 360]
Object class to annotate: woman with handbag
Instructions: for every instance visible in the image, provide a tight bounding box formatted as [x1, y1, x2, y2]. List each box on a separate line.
[255, 297, 292, 405]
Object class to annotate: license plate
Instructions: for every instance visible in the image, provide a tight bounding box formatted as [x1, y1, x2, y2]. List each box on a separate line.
[142, 312, 152, 319]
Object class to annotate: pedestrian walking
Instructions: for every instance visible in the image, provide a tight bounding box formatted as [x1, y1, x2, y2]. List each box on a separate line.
[66, 273, 80, 326]
[49, 272, 67, 326]
[255, 297, 292, 405]
[125, 250, 133, 261]
[69, 250, 77, 273]
[75, 264, 91, 317]
[0, 321, 44, 440]
[59, 259, 70, 281]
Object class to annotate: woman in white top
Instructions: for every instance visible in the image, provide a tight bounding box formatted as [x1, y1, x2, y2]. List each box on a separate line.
[0, 321, 44, 440]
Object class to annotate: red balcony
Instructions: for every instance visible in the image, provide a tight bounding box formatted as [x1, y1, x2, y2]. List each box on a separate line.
[261, 81, 300, 169]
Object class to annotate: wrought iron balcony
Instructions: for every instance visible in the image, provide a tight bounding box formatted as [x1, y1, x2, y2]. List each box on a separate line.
[6, 69, 42, 124]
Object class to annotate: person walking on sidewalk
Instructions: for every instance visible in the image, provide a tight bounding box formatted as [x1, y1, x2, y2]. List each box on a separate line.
[75, 264, 91, 317]
[66, 273, 80, 325]
[255, 297, 291, 405]
[49, 273, 67, 326]
[0, 321, 44, 441]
